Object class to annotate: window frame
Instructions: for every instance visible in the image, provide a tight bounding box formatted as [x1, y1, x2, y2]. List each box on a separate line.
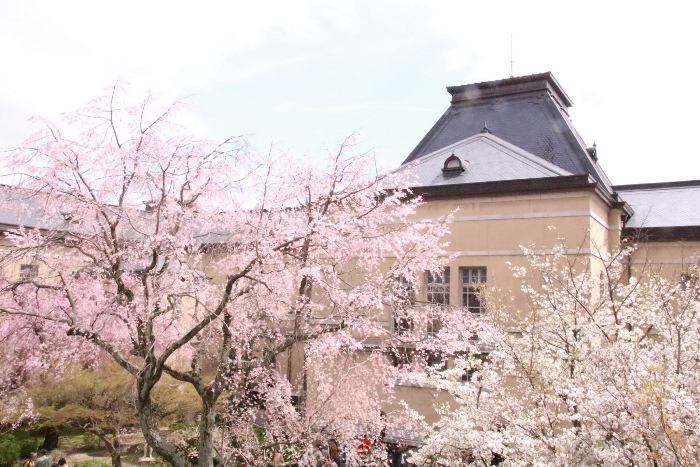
[392, 314, 414, 335]
[426, 351, 446, 371]
[426, 316, 442, 337]
[426, 267, 450, 305]
[459, 352, 489, 383]
[425, 267, 450, 337]
[20, 264, 38, 280]
[460, 267, 487, 315]
[390, 347, 418, 368]
[392, 275, 415, 335]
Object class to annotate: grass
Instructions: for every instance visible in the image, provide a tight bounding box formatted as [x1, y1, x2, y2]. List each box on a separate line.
[11, 429, 158, 467]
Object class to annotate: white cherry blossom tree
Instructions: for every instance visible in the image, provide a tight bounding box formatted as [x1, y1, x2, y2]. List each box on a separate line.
[415, 246, 700, 466]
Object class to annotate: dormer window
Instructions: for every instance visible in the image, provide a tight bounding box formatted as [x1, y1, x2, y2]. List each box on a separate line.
[442, 153, 466, 173]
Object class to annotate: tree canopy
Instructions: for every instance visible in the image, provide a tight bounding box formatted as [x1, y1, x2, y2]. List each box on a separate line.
[0, 83, 462, 466]
[415, 247, 700, 466]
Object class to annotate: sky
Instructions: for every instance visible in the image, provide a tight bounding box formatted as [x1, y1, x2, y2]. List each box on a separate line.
[0, 0, 697, 185]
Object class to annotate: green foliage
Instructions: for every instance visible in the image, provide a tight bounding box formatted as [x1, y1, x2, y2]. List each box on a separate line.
[166, 422, 190, 432]
[82, 432, 100, 450]
[0, 434, 21, 467]
[30, 361, 137, 430]
[146, 458, 171, 467]
[74, 462, 111, 467]
[10, 433, 41, 459]
[55, 431, 88, 450]
[29, 359, 200, 435]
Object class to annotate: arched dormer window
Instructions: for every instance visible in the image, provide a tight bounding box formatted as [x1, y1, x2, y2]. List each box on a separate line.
[442, 153, 466, 173]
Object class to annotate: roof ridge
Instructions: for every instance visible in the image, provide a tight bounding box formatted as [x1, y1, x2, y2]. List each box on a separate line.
[402, 107, 456, 165]
[447, 71, 552, 89]
[405, 132, 569, 175]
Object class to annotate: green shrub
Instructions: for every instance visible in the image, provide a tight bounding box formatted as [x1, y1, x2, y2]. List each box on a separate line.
[81, 432, 101, 450]
[75, 462, 111, 467]
[18, 437, 39, 459]
[0, 434, 21, 467]
[147, 459, 170, 467]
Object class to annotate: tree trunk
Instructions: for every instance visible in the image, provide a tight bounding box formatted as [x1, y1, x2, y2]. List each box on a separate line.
[138, 385, 191, 467]
[198, 394, 218, 467]
[110, 446, 123, 467]
[39, 426, 59, 450]
[93, 430, 123, 467]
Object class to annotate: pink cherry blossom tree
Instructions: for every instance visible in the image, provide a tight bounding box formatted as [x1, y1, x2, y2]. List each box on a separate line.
[0, 83, 461, 466]
[414, 246, 700, 466]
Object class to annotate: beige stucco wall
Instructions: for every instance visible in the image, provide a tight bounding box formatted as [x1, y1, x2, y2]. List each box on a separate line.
[629, 240, 700, 280]
[383, 188, 700, 437]
[406, 189, 619, 307]
[377, 187, 631, 432]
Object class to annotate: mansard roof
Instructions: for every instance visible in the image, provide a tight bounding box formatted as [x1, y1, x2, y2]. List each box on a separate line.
[402, 72, 612, 191]
[394, 132, 571, 188]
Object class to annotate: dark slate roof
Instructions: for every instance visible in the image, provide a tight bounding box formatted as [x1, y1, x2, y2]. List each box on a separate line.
[0, 185, 232, 244]
[0, 186, 60, 230]
[402, 72, 612, 191]
[614, 180, 700, 228]
[392, 132, 571, 187]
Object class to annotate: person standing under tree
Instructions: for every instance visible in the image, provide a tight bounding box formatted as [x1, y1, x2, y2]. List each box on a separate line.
[22, 452, 37, 467]
[34, 450, 50, 467]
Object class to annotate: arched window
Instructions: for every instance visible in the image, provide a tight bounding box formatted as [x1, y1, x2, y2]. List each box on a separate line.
[442, 153, 466, 173]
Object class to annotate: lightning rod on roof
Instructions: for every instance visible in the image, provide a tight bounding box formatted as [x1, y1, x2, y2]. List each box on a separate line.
[510, 35, 514, 78]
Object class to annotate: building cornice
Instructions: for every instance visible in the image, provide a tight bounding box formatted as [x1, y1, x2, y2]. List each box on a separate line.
[410, 174, 593, 198]
[613, 179, 700, 191]
[446, 72, 573, 110]
[408, 175, 634, 223]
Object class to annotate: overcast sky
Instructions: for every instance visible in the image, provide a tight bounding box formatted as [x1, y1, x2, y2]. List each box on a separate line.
[1, 1, 697, 184]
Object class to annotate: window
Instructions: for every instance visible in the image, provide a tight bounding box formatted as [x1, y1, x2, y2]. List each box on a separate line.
[391, 275, 415, 306]
[442, 153, 466, 173]
[426, 267, 450, 305]
[680, 272, 700, 299]
[461, 267, 486, 315]
[681, 272, 698, 291]
[427, 351, 446, 371]
[425, 268, 449, 336]
[460, 352, 489, 382]
[291, 391, 303, 411]
[390, 347, 417, 368]
[393, 314, 414, 335]
[20, 264, 38, 280]
[599, 271, 606, 300]
[391, 348, 445, 371]
[392, 275, 415, 335]
[426, 317, 442, 337]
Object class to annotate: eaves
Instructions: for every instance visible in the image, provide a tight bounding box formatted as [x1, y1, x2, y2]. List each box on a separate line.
[409, 174, 633, 217]
[621, 226, 700, 242]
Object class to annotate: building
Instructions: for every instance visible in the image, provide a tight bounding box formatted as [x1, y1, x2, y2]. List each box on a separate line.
[378, 72, 700, 438]
[394, 71, 699, 290]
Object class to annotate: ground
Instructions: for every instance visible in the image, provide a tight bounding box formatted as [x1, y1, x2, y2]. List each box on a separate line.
[20, 432, 165, 467]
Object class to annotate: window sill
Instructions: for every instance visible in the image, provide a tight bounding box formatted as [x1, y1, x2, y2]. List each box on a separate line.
[394, 380, 436, 389]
